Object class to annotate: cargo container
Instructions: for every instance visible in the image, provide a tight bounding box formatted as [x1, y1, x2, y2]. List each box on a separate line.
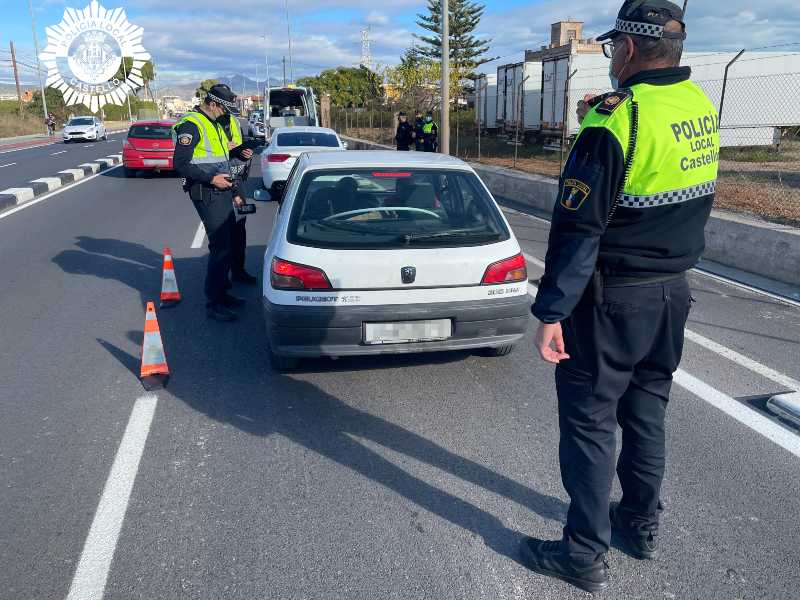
[474, 73, 498, 132]
[494, 62, 542, 133]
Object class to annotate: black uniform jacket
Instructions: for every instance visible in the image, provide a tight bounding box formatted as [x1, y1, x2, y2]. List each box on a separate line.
[533, 67, 713, 323]
[396, 121, 415, 146]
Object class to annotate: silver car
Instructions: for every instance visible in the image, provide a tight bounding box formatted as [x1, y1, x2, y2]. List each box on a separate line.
[63, 116, 107, 143]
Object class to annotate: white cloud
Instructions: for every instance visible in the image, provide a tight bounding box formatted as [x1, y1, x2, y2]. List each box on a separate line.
[365, 11, 390, 26]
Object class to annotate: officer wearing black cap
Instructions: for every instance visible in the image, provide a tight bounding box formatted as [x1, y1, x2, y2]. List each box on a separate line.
[172, 84, 246, 322]
[395, 112, 414, 151]
[521, 1, 719, 592]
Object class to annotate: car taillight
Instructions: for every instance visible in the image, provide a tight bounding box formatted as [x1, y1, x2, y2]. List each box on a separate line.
[267, 153, 291, 163]
[481, 254, 527, 285]
[271, 257, 331, 290]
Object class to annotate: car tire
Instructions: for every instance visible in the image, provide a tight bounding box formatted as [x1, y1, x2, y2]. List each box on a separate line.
[269, 348, 300, 372]
[483, 344, 515, 357]
[63, 139, 70, 144]
[123, 167, 136, 178]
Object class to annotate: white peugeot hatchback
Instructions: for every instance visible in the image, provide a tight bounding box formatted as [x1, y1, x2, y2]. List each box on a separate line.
[257, 151, 531, 370]
[260, 126, 345, 197]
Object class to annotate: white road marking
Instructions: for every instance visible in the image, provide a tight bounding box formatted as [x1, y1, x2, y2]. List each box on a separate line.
[0, 162, 16, 168]
[684, 329, 800, 391]
[191, 222, 206, 248]
[0, 164, 121, 221]
[51, 150, 67, 155]
[65, 394, 157, 600]
[527, 280, 800, 457]
[522, 252, 546, 270]
[673, 370, 800, 459]
[85, 144, 94, 148]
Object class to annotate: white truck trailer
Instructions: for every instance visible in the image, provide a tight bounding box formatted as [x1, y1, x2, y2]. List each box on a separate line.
[474, 73, 498, 132]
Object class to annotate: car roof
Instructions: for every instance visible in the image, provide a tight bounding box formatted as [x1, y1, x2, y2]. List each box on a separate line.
[273, 126, 337, 135]
[129, 120, 176, 127]
[297, 150, 473, 171]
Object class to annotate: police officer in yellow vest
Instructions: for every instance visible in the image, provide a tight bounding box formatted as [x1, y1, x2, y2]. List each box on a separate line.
[522, 1, 719, 592]
[421, 112, 438, 152]
[173, 84, 245, 322]
[217, 111, 258, 285]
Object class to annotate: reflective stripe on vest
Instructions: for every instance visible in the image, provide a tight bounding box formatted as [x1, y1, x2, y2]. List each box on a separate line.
[228, 116, 243, 146]
[578, 79, 720, 209]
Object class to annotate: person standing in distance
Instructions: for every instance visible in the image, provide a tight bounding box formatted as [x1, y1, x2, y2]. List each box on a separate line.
[413, 110, 424, 151]
[172, 84, 246, 322]
[421, 112, 438, 152]
[217, 110, 258, 285]
[520, 1, 719, 593]
[395, 112, 415, 151]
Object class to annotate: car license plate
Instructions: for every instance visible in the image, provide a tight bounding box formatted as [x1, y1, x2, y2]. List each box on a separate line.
[143, 159, 169, 166]
[363, 320, 452, 345]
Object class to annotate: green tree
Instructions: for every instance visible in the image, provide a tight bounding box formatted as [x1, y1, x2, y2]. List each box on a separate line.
[414, 0, 494, 95]
[385, 49, 442, 112]
[196, 78, 219, 100]
[297, 66, 383, 107]
[113, 58, 156, 99]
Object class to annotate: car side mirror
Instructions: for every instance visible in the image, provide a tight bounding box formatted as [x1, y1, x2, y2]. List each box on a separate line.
[342, 141, 348, 149]
[253, 188, 272, 202]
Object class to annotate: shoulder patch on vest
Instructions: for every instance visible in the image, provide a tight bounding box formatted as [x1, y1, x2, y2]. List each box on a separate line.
[178, 133, 193, 146]
[594, 90, 632, 115]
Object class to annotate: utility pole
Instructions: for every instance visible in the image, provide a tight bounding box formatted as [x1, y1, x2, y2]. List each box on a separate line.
[10, 42, 24, 116]
[27, 0, 48, 130]
[121, 57, 133, 121]
[440, 0, 450, 155]
[284, 0, 293, 84]
[282, 56, 287, 87]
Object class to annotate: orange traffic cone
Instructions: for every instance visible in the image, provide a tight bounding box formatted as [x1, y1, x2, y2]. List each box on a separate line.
[140, 301, 169, 390]
[160, 247, 181, 308]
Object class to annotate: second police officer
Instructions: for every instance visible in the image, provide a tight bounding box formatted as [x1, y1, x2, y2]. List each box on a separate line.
[521, 0, 720, 593]
[217, 109, 258, 285]
[172, 84, 246, 322]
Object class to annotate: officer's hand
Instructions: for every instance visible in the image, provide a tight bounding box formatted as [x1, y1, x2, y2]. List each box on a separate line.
[211, 174, 233, 189]
[241, 148, 254, 160]
[535, 322, 570, 364]
[233, 196, 244, 208]
[577, 93, 598, 124]
[228, 141, 237, 150]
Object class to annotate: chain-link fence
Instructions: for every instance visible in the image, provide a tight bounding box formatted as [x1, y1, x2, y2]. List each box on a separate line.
[331, 60, 800, 226]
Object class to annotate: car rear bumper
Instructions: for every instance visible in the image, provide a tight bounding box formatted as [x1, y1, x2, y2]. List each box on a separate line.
[122, 151, 174, 170]
[263, 295, 531, 357]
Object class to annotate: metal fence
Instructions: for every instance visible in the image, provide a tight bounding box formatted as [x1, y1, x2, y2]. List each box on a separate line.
[331, 67, 800, 226]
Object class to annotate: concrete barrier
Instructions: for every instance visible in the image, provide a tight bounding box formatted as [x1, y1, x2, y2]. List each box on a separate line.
[340, 135, 800, 288]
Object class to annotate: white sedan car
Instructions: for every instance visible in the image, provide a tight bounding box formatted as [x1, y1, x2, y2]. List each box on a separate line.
[255, 150, 531, 370]
[260, 126, 345, 197]
[63, 116, 107, 143]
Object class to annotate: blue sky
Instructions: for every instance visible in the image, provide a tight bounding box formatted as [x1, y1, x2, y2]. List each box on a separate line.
[3, 0, 800, 89]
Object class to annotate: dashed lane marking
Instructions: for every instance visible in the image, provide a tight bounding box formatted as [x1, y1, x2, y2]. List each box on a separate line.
[65, 394, 158, 600]
[0, 162, 16, 168]
[51, 150, 67, 156]
[191, 221, 206, 249]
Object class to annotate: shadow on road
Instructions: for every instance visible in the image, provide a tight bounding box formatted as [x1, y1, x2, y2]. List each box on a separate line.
[52, 234, 565, 567]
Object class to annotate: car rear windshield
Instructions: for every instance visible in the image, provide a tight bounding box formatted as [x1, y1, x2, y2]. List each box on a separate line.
[288, 169, 509, 249]
[277, 132, 339, 147]
[69, 118, 94, 126]
[128, 124, 173, 139]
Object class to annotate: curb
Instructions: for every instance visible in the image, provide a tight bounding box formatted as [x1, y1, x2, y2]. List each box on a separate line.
[0, 153, 123, 212]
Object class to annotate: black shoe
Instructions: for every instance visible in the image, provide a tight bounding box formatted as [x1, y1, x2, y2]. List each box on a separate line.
[206, 304, 237, 322]
[232, 270, 258, 285]
[610, 502, 658, 560]
[219, 293, 246, 308]
[519, 537, 609, 593]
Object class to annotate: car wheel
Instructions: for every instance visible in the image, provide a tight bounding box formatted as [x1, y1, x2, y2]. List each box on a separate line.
[483, 344, 515, 357]
[123, 167, 136, 178]
[63, 139, 70, 144]
[269, 348, 300, 371]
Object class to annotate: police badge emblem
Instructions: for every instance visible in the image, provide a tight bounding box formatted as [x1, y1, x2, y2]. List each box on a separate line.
[39, 0, 150, 114]
[560, 179, 591, 211]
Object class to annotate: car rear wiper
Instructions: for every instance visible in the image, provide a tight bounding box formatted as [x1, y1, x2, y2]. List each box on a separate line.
[402, 230, 502, 244]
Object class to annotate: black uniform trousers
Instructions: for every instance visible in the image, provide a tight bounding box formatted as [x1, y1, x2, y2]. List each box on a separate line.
[556, 275, 691, 563]
[190, 186, 234, 305]
[230, 216, 247, 275]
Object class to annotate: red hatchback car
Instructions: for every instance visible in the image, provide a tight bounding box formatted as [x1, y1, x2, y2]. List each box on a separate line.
[122, 120, 176, 177]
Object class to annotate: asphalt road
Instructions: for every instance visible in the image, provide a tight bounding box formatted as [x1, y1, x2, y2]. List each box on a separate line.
[0, 132, 126, 191]
[1, 155, 799, 600]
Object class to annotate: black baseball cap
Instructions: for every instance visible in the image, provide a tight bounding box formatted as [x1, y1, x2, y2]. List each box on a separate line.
[597, 0, 686, 41]
[206, 83, 238, 112]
